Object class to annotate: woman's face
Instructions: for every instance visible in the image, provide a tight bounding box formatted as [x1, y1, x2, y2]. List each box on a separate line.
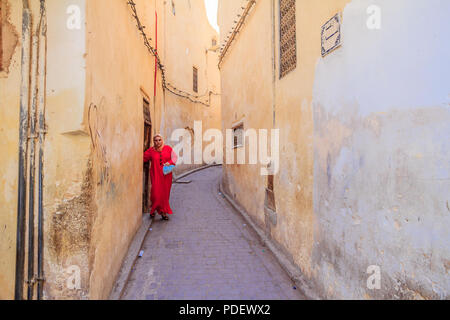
[154, 136, 163, 149]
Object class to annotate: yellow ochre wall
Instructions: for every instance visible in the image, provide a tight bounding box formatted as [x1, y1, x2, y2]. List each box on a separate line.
[1, 0, 221, 300]
[162, 0, 222, 174]
[219, 0, 450, 299]
[0, 0, 21, 300]
[43, 0, 169, 299]
[219, 0, 274, 230]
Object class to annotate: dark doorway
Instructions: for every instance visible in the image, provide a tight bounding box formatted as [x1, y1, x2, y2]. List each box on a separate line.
[143, 98, 152, 214]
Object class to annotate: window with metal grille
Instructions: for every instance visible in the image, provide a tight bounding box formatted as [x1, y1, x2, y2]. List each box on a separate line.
[233, 123, 244, 149]
[279, 0, 297, 78]
[193, 66, 198, 93]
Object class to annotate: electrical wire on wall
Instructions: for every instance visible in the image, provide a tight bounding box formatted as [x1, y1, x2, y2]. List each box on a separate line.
[218, 0, 257, 67]
[127, 0, 219, 107]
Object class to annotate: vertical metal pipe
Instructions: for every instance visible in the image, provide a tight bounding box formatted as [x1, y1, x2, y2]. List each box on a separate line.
[15, 3, 32, 300]
[37, 141, 45, 300]
[26, 34, 39, 300]
[37, 0, 47, 300]
[272, 0, 277, 128]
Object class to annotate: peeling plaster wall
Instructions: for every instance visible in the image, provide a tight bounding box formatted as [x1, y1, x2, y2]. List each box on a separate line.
[312, 0, 450, 299]
[0, 0, 91, 300]
[44, 0, 165, 300]
[0, 0, 21, 300]
[84, 0, 163, 299]
[83, 0, 221, 298]
[1, 0, 219, 300]
[43, 0, 92, 299]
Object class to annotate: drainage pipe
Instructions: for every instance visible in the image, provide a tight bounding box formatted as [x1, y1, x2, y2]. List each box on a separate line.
[26, 33, 39, 301]
[15, 0, 32, 300]
[36, 0, 47, 300]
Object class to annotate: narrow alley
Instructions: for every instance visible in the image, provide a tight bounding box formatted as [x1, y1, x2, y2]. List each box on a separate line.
[1, 0, 449, 302]
[121, 167, 303, 300]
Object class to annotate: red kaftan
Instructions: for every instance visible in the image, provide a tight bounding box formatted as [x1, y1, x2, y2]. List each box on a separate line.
[143, 145, 178, 215]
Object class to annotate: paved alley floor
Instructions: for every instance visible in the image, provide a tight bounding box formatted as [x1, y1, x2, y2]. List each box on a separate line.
[121, 167, 304, 300]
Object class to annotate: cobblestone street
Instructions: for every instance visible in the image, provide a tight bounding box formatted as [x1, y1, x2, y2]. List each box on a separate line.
[121, 167, 304, 300]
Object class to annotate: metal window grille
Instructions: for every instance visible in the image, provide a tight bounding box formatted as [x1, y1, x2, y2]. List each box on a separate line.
[233, 124, 244, 148]
[193, 66, 198, 93]
[279, 0, 297, 78]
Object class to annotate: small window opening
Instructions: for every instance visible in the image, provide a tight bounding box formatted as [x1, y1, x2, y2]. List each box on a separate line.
[193, 66, 198, 93]
[233, 123, 244, 149]
[279, 0, 297, 78]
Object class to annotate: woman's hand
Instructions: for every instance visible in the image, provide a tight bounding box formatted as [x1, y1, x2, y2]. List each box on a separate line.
[164, 162, 171, 166]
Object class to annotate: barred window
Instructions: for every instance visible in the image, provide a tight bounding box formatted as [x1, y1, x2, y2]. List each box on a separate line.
[233, 123, 244, 149]
[279, 0, 297, 78]
[193, 66, 198, 93]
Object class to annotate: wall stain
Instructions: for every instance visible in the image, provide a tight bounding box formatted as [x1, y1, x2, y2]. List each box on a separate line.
[47, 162, 96, 299]
[49, 162, 94, 261]
[0, 0, 19, 74]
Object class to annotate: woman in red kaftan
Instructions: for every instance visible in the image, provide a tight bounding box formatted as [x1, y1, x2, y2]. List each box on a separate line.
[143, 134, 178, 220]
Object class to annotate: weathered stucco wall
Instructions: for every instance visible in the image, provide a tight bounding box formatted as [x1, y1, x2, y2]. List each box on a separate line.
[42, 0, 165, 300]
[271, 0, 351, 281]
[312, 0, 450, 299]
[219, 0, 350, 285]
[220, 0, 274, 229]
[162, 0, 221, 174]
[0, 0, 90, 300]
[43, 0, 92, 299]
[219, 0, 449, 299]
[82, 0, 164, 299]
[0, 0, 21, 300]
[1, 0, 220, 300]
